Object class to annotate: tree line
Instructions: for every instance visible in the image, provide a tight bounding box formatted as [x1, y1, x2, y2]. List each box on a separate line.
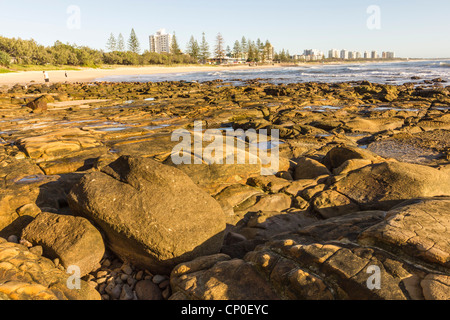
[184, 33, 279, 63]
[0, 29, 295, 68]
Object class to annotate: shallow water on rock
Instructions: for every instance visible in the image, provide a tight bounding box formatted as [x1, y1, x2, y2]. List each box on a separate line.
[368, 140, 442, 164]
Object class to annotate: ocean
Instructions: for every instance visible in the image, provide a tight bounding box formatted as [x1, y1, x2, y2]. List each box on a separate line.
[95, 59, 450, 85]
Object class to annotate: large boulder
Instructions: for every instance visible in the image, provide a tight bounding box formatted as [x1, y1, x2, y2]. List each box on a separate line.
[22, 212, 105, 276]
[67, 155, 226, 275]
[332, 161, 450, 210]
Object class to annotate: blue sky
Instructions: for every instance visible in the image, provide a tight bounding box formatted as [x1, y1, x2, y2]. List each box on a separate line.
[0, 0, 449, 58]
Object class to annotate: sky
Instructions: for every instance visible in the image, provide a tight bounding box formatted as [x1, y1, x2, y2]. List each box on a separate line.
[0, 0, 449, 58]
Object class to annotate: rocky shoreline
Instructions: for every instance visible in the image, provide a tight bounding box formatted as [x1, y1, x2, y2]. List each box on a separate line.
[0, 79, 449, 300]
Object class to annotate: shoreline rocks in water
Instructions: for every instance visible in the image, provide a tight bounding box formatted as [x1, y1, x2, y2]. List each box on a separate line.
[0, 79, 449, 300]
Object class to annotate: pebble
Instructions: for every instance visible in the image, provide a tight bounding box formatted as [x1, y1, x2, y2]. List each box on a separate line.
[135, 270, 144, 280]
[110, 284, 122, 300]
[20, 239, 33, 247]
[7, 235, 18, 243]
[120, 284, 134, 300]
[135, 280, 162, 300]
[162, 287, 171, 300]
[121, 263, 133, 275]
[96, 270, 108, 278]
[96, 277, 107, 284]
[101, 259, 111, 268]
[159, 279, 170, 289]
[152, 274, 166, 285]
[84, 253, 170, 300]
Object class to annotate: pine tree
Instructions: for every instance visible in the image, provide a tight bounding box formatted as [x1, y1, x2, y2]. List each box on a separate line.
[128, 28, 140, 54]
[106, 33, 116, 52]
[241, 36, 248, 59]
[199, 32, 210, 63]
[186, 36, 200, 60]
[117, 33, 125, 52]
[264, 40, 273, 62]
[232, 40, 241, 59]
[226, 45, 232, 58]
[256, 38, 263, 62]
[171, 32, 181, 55]
[214, 33, 225, 62]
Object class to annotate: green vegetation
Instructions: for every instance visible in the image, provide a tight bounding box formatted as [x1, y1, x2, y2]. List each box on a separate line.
[0, 67, 13, 73]
[0, 32, 197, 70]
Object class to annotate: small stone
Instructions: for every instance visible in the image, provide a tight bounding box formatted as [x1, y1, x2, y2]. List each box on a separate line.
[29, 246, 43, 256]
[104, 282, 115, 295]
[101, 294, 110, 300]
[110, 284, 122, 300]
[7, 235, 18, 243]
[159, 279, 170, 289]
[120, 273, 128, 281]
[162, 286, 171, 300]
[98, 283, 107, 293]
[135, 280, 163, 300]
[135, 270, 144, 280]
[19, 239, 33, 247]
[96, 270, 108, 278]
[120, 284, 134, 300]
[96, 277, 107, 284]
[102, 259, 111, 268]
[53, 258, 60, 267]
[152, 275, 166, 285]
[121, 263, 133, 275]
[127, 277, 137, 287]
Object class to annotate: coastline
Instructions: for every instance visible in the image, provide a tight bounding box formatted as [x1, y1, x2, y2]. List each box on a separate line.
[0, 64, 281, 88]
[0, 58, 424, 88]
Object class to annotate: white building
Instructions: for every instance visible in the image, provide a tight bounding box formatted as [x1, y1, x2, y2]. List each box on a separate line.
[149, 29, 173, 54]
[328, 49, 339, 59]
[340, 49, 348, 60]
[303, 49, 324, 60]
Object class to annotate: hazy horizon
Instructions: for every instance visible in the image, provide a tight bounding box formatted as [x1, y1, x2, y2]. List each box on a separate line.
[1, 0, 449, 59]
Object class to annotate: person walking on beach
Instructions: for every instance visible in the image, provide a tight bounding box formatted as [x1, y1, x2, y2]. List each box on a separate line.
[43, 71, 49, 84]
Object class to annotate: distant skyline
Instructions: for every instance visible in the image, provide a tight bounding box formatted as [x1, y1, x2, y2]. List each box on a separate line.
[0, 0, 449, 58]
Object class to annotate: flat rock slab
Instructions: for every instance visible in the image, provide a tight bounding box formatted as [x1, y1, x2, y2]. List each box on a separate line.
[170, 239, 449, 300]
[358, 198, 450, 272]
[332, 161, 450, 210]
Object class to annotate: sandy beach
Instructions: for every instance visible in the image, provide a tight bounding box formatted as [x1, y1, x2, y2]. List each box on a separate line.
[0, 64, 281, 87]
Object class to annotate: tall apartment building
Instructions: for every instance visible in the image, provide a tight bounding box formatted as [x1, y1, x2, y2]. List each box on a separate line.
[149, 29, 173, 54]
[382, 51, 395, 59]
[328, 49, 339, 59]
[340, 49, 348, 60]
